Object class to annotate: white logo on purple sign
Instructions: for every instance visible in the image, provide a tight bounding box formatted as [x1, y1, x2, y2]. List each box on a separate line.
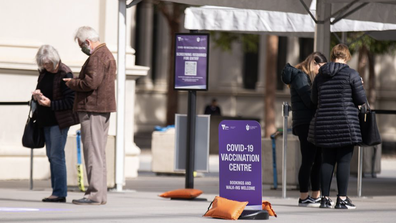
[221, 124, 229, 130]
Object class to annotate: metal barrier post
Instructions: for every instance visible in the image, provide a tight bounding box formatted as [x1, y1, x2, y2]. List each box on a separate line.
[282, 102, 291, 198]
[30, 149, 33, 190]
[270, 134, 278, 189]
[357, 146, 363, 197]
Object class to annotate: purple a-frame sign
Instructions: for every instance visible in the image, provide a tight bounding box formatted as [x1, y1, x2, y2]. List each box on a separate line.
[218, 120, 262, 210]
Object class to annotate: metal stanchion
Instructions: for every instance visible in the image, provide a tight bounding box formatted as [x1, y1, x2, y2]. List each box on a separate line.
[270, 133, 278, 189]
[30, 149, 33, 190]
[282, 102, 291, 198]
[357, 146, 363, 197]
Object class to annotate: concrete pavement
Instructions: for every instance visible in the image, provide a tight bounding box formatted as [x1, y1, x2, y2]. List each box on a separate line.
[1, 153, 396, 222]
[1, 179, 396, 223]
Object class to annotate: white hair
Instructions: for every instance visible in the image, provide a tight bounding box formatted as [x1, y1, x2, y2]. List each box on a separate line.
[74, 26, 100, 43]
[35, 45, 60, 71]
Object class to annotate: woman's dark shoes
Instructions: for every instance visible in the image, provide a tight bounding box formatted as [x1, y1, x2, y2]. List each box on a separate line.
[335, 196, 356, 209]
[42, 196, 66, 203]
[319, 196, 333, 208]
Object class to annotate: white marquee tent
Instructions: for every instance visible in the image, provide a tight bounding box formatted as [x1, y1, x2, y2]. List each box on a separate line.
[160, 0, 396, 57]
[184, 3, 396, 37]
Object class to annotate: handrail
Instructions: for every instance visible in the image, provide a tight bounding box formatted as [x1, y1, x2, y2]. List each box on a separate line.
[372, 110, 396, 115]
[0, 101, 29, 105]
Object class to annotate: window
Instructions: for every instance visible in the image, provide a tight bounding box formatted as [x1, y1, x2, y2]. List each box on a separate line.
[299, 38, 314, 62]
[242, 34, 259, 89]
[276, 37, 288, 91]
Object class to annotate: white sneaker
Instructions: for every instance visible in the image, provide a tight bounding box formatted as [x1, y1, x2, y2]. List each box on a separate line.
[298, 196, 321, 207]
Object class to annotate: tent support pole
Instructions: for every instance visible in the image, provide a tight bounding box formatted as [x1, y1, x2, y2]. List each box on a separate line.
[314, 0, 331, 58]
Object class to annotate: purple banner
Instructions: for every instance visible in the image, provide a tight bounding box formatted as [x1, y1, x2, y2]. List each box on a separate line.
[218, 120, 262, 209]
[174, 33, 209, 90]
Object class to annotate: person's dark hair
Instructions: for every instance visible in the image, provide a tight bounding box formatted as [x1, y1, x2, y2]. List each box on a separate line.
[313, 52, 327, 64]
[295, 52, 327, 82]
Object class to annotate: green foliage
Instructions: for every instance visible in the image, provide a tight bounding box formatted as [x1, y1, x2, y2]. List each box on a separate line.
[331, 32, 396, 55]
[241, 34, 260, 53]
[210, 32, 239, 52]
[210, 31, 259, 53]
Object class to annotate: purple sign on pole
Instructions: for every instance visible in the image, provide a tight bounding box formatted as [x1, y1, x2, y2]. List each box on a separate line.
[218, 120, 262, 209]
[174, 33, 209, 90]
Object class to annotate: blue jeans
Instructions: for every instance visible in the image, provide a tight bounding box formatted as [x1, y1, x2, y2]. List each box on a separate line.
[43, 125, 69, 197]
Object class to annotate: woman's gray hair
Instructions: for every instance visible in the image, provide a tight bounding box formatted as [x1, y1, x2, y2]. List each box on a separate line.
[74, 26, 100, 43]
[35, 45, 60, 71]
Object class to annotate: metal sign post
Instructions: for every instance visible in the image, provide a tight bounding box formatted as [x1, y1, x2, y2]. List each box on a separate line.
[282, 102, 291, 198]
[357, 146, 363, 197]
[185, 90, 197, 188]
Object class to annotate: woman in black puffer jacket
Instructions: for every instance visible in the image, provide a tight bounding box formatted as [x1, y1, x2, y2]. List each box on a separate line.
[308, 44, 367, 209]
[281, 52, 327, 207]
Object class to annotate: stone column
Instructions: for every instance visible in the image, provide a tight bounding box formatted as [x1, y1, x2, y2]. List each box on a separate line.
[286, 37, 300, 67]
[256, 34, 268, 91]
[136, 1, 154, 89]
[153, 12, 170, 91]
[125, 77, 139, 178]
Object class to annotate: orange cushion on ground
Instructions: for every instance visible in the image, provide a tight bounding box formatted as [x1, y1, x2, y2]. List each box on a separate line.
[203, 196, 249, 220]
[159, 188, 203, 199]
[262, 200, 277, 217]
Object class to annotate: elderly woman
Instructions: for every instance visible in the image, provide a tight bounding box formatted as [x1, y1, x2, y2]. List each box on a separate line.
[308, 44, 367, 209]
[32, 45, 79, 203]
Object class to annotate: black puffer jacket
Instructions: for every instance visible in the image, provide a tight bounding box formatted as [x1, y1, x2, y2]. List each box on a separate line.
[281, 63, 315, 134]
[307, 62, 367, 148]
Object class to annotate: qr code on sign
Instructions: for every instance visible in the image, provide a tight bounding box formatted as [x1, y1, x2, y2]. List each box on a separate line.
[185, 61, 197, 76]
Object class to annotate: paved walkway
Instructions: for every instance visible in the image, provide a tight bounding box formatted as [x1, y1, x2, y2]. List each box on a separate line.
[1, 153, 395, 222]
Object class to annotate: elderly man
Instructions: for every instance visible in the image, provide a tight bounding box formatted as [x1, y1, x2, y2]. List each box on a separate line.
[64, 26, 116, 205]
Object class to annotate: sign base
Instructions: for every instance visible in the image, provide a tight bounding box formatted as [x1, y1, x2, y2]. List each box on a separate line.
[170, 197, 208, 201]
[238, 210, 269, 220]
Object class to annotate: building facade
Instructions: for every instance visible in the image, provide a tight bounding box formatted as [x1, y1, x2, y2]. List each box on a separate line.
[0, 0, 148, 181]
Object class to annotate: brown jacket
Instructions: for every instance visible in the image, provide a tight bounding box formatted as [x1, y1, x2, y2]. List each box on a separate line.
[66, 43, 117, 113]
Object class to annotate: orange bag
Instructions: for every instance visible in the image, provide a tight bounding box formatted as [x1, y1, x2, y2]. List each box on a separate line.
[262, 200, 277, 217]
[159, 188, 203, 199]
[203, 196, 248, 220]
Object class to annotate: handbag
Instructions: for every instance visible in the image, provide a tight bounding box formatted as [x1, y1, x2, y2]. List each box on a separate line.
[359, 102, 381, 147]
[22, 100, 45, 148]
